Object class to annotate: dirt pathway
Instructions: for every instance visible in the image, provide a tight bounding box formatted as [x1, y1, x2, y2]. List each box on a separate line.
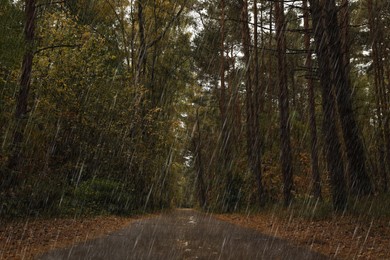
[38, 209, 328, 260]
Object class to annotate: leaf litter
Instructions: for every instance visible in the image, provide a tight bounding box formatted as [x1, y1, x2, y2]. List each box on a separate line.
[0, 214, 155, 259]
[216, 212, 390, 259]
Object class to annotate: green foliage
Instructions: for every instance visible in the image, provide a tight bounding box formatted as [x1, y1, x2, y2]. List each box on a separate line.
[0, 0, 23, 69]
[349, 193, 390, 219]
[0, 0, 194, 218]
[0, 173, 66, 218]
[68, 178, 136, 215]
[0, 1, 23, 152]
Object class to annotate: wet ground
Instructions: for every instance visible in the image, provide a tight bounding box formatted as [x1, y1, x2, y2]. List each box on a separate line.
[38, 209, 329, 260]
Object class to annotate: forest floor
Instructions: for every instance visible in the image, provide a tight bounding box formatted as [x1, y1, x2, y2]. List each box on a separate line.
[0, 214, 156, 260]
[216, 210, 390, 259]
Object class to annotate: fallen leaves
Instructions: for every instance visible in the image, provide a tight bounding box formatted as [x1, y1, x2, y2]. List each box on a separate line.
[216, 213, 390, 259]
[0, 214, 151, 260]
[2, 210, 389, 259]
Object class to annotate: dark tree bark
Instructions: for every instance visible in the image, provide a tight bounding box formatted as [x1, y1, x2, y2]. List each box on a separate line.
[150, 2, 158, 101]
[130, 0, 136, 74]
[275, 0, 293, 207]
[309, 0, 347, 210]
[193, 109, 207, 208]
[269, 2, 273, 113]
[4, 0, 36, 189]
[219, 0, 234, 212]
[258, 1, 266, 113]
[219, 0, 226, 119]
[136, 0, 146, 84]
[340, 0, 350, 76]
[367, 0, 389, 192]
[240, 0, 265, 206]
[240, 0, 253, 169]
[303, 0, 322, 200]
[252, 0, 265, 205]
[323, 0, 372, 196]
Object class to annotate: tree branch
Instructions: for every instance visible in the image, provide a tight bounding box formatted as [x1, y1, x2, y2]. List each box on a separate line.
[36, 0, 66, 9]
[34, 44, 81, 54]
[146, 1, 187, 48]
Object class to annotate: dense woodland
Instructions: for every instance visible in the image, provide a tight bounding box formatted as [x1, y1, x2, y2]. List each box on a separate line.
[0, 0, 389, 217]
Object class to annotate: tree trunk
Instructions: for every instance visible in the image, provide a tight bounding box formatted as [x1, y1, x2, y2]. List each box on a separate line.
[253, 0, 265, 205]
[219, 0, 234, 212]
[219, 0, 226, 119]
[136, 0, 146, 84]
[268, 2, 273, 114]
[324, 0, 372, 196]
[240, 0, 252, 168]
[240, 0, 265, 206]
[309, 0, 347, 210]
[303, 0, 322, 200]
[193, 109, 207, 209]
[340, 0, 350, 76]
[130, 0, 136, 74]
[367, 0, 388, 192]
[275, 0, 293, 207]
[259, 1, 266, 113]
[5, 0, 36, 189]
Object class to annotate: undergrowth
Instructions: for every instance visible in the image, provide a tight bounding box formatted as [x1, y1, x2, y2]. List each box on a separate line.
[228, 193, 390, 221]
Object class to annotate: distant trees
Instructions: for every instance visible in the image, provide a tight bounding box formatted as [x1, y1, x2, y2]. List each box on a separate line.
[190, 0, 386, 212]
[1, 0, 388, 216]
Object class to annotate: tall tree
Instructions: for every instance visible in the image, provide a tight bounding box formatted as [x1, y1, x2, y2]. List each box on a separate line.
[219, 0, 234, 212]
[192, 108, 207, 208]
[240, 0, 265, 206]
[275, 0, 293, 206]
[340, 0, 350, 74]
[303, 0, 322, 199]
[309, 0, 347, 210]
[5, 0, 36, 189]
[367, 0, 389, 192]
[252, 0, 265, 205]
[324, 0, 372, 196]
[136, 0, 146, 84]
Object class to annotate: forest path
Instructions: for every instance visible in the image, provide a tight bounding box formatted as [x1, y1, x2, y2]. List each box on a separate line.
[38, 209, 328, 260]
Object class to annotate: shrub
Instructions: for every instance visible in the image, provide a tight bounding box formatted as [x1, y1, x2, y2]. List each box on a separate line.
[69, 178, 136, 215]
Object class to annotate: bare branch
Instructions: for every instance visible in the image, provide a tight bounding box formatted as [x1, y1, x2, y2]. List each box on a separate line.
[34, 44, 81, 54]
[36, 0, 65, 9]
